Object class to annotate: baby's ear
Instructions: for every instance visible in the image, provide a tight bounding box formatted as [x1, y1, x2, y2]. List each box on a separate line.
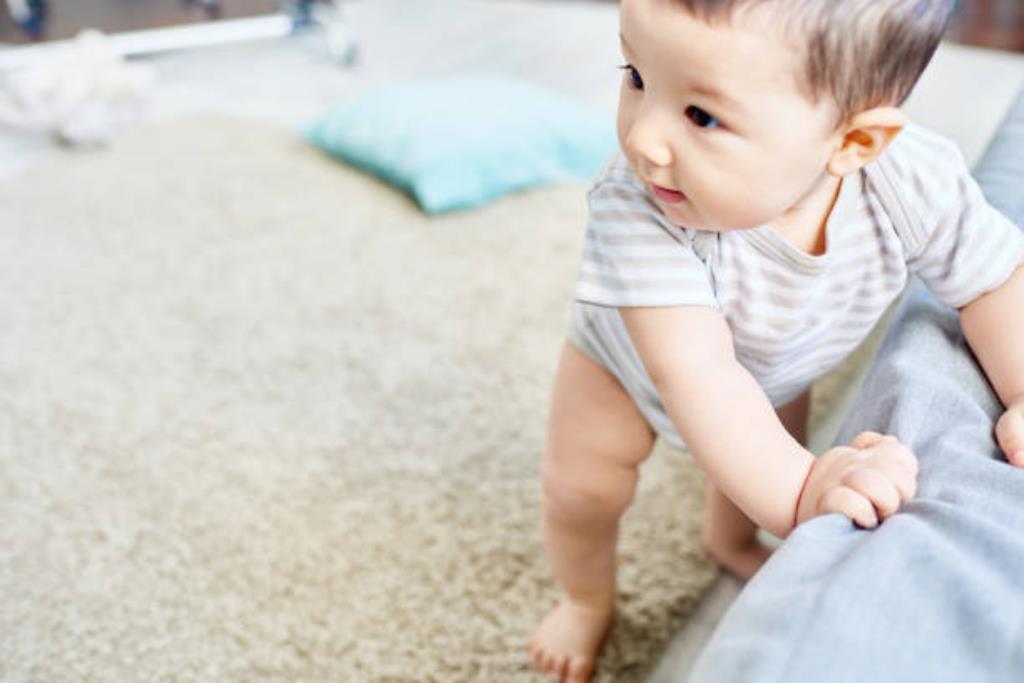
[827, 107, 906, 177]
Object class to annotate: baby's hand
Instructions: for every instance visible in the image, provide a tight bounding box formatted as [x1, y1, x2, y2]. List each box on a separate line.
[996, 398, 1024, 467]
[795, 432, 919, 529]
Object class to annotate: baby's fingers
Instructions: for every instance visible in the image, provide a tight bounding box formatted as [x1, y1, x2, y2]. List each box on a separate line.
[863, 440, 920, 486]
[842, 468, 904, 521]
[995, 407, 1024, 467]
[849, 431, 890, 449]
[862, 453, 918, 503]
[850, 432, 918, 475]
[820, 486, 878, 529]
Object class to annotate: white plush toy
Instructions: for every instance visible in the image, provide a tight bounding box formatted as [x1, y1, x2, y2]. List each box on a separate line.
[0, 30, 156, 147]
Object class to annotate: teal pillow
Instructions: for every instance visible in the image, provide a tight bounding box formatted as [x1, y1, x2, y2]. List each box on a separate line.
[301, 77, 617, 213]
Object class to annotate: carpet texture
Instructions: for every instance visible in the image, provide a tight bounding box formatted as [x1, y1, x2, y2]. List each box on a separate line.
[0, 116, 721, 682]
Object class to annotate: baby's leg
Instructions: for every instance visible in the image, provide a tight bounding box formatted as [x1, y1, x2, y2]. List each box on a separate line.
[528, 341, 656, 683]
[701, 389, 810, 581]
[701, 484, 774, 581]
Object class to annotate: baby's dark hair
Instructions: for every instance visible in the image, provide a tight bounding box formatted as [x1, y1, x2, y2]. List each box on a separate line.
[673, 0, 956, 122]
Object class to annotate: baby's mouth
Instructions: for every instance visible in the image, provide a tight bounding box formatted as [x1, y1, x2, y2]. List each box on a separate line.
[650, 183, 687, 204]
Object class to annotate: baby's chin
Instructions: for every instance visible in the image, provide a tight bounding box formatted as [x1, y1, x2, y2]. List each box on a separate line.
[652, 196, 695, 226]
[658, 200, 766, 234]
[656, 201, 726, 233]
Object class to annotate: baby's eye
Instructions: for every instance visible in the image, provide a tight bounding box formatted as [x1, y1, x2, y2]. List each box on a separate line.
[618, 64, 644, 91]
[685, 105, 719, 128]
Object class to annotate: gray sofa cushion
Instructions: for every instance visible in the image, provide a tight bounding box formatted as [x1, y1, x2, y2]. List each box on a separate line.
[975, 87, 1024, 222]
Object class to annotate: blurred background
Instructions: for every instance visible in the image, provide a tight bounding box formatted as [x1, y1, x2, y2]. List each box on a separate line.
[2, 0, 1023, 51]
[3, 0, 1020, 174]
[947, 0, 1024, 52]
[0, 1, 283, 43]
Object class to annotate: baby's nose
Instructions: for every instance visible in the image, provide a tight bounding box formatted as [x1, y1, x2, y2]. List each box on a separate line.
[626, 119, 672, 168]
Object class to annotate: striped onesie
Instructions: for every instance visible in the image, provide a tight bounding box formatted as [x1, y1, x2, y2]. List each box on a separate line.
[569, 124, 1024, 450]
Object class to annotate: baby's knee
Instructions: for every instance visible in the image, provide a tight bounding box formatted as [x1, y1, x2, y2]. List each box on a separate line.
[541, 457, 637, 521]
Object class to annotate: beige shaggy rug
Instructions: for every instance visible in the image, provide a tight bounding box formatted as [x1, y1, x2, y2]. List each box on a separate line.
[0, 116, 728, 682]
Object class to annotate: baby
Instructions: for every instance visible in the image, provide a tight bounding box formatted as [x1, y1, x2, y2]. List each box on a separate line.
[528, 1, 1024, 681]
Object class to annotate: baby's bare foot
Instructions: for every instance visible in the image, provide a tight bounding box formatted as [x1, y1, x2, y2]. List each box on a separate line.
[528, 596, 613, 682]
[704, 538, 775, 582]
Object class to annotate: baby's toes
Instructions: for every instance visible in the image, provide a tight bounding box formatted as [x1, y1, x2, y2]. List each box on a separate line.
[567, 656, 595, 683]
[550, 654, 570, 680]
[530, 646, 549, 674]
[546, 652, 567, 678]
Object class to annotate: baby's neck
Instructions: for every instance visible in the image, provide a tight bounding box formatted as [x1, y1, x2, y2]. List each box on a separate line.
[770, 173, 843, 256]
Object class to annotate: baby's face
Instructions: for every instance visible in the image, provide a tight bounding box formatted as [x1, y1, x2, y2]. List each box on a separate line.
[617, 0, 842, 232]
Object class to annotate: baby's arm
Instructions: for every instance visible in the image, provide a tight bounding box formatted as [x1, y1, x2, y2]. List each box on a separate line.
[620, 305, 918, 538]
[960, 263, 1024, 464]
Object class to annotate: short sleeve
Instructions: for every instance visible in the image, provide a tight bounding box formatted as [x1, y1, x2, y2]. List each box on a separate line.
[874, 126, 1024, 310]
[574, 154, 718, 309]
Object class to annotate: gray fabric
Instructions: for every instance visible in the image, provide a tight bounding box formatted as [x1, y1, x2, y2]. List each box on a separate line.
[689, 87, 1024, 682]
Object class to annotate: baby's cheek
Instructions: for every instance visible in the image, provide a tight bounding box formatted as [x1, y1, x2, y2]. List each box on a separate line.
[615, 92, 636, 151]
[689, 176, 772, 230]
[724, 180, 797, 229]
